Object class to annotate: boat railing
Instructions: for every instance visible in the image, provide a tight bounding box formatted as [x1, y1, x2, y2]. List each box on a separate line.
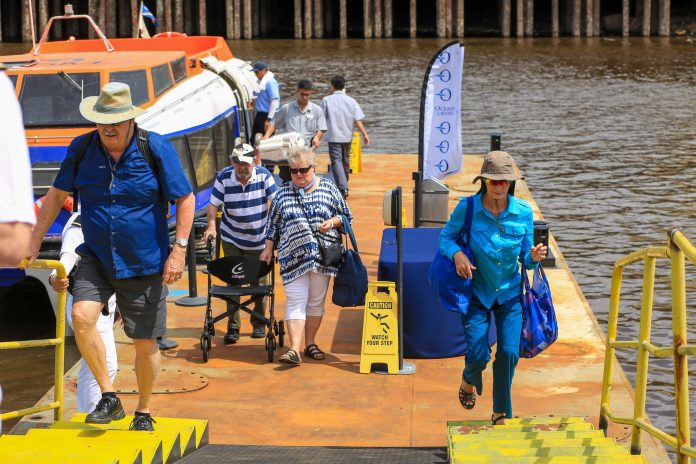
[0, 260, 67, 423]
[34, 10, 115, 56]
[600, 228, 695, 463]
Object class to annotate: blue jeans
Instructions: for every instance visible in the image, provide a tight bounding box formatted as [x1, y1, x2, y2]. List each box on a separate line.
[461, 294, 522, 419]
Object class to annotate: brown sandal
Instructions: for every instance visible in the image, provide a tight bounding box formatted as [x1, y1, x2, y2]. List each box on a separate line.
[304, 344, 325, 360]
[279, 349, 301, 365]
[492, 413, 506, 425]
[458, 384, 476, 410]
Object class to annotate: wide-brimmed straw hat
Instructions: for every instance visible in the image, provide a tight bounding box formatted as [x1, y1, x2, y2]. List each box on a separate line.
[79, 82, 145, 124]
[472, 150, 522, 184]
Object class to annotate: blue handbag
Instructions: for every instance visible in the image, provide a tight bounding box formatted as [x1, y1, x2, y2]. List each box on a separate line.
[332, 215, 369, 307]
[428, 196, 475, 314]
[519, 265, 558, 358]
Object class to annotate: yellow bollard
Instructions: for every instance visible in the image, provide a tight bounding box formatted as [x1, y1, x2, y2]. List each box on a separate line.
[360, 281, 399, 374]
[349, 131, 362, 174]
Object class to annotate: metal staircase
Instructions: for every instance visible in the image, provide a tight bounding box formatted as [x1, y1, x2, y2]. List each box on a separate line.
[0, 413, 208, 464]
[448, 416, 646, 463]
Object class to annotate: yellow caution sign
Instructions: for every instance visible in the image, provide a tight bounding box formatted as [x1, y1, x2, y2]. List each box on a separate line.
[360, 281, 399, 374]
[349, 131, 362, 174]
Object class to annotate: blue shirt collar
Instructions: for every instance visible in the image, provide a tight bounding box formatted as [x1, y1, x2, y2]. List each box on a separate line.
[474, 192, 521, 218]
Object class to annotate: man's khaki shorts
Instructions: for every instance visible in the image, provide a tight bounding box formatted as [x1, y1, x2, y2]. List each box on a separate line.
[72, 251, 168, 339]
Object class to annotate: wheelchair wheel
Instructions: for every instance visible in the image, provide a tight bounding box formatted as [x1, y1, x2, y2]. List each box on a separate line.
[265, 333, 276, 363]
[278, 320, 285, 348]
[201, 334, 211, 363]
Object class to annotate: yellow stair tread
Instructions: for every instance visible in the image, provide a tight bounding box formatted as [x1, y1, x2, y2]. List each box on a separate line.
[448, 417, 588, 427]
[450, 456, 646, 463]
[450, 430, 605, 441]
[71, 413, 209, 448]
[0, 436, 142, 464]
[22, 429, 165, 464]
[449, 445, 630, 457]
[450, 422, 594, 434]
[52, 420, 196, 457]
[449, 437, 617, 449]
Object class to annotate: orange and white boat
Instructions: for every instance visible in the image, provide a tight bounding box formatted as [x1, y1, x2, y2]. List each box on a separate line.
[0, 7, 257, 314]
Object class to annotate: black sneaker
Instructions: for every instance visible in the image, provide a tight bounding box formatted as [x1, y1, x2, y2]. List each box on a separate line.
[85, 396, 125, 424]
[250, 327, 266, 338]
[223, 329, 240, 344]
[129, 414, 156, 431]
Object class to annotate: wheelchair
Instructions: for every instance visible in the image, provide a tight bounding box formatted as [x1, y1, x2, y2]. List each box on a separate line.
[200, 239, 284, 363]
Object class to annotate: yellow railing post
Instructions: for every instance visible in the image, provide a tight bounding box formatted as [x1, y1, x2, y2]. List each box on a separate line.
[0, 259, 66, 422]
[630, 256, 656, 455]
[669, 231, 691, 464]
[599, 265, 623, 435]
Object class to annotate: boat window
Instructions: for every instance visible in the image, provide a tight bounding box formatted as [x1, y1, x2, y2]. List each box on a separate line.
[31, 161, 62, 196]
[152, 63, 173, 97]
[171, 57, 187, 83]
[8, 74, 17, 88]
[110, 70, 149, 106]
[213, 116, 231, 172]
[187, 127, 216, 188]
[20, 72, 100, 127]
[169, 135, 196, 187]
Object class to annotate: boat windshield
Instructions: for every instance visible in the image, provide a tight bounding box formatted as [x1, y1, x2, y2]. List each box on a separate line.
[19, 72, 100, 127]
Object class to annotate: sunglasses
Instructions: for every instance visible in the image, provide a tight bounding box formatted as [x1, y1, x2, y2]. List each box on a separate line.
[97, 121, 125, 128]
[485, 179, 510, 187]
[289, 166, 313, 174]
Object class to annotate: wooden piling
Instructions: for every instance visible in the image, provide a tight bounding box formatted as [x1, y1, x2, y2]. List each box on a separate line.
[572, 0, 581, 36]
[294, 0, 302, 38]
[225, 0, 233, 38]
[244, 0, 252, 38]
[131, 0, 138, 37]
[525, 0, 533, 36]
[658, 0, 670, 36]
[22, 0, 32, 43]
[445, 0, 452, 36]
[437, 0, 445, 37]
[199, 0, 206, 35]
[184, 0, 192, 35]
[642, 0, 651, 35]
[551, 0, 559, 37]
[174, 0, 183, 32]
[455, 0, 464, 36]
[410, 0, 416, 38]
[593, 0, 600, 35]
[374, 0, 382, 38]
[314, 0, 324, 38]
[585, 0, 593, 36]
[339, 0, 347, 38]
[623, 0, 629, 36]
[364, 0, 373, 38]
[51, 0, 63, 38]
[303, 0, 312, 38]
[384, 0, 392, 37]
[39, 0, 49, 38]
[516, 0, 524, 37]
[502, 0, 511, 37]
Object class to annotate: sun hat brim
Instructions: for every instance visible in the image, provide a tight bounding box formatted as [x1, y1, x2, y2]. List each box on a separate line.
[472, 172, 522, 183]
[79, 96, 145, 124]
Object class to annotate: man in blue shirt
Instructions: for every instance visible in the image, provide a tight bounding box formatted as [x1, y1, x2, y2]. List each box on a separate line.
[203, 144, 278, 343]
[250, 61, 280, 147]
[321, 75, 369, 199]
[28, 83, 194, 432]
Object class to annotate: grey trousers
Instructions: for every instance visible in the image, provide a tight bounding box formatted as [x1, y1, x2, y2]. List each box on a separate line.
[328, 142, 351, 192]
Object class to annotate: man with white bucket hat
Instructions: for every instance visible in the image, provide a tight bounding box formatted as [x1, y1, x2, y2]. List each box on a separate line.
[29, 82, 194, 431]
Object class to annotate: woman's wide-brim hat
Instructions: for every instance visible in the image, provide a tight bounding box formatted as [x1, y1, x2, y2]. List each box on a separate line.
[79, 82, 145, 124]
[472, 150, 522, 183]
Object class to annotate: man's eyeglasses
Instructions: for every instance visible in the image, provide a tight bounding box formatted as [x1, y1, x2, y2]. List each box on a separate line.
[485, 179, 510, 188]
[289, 166, 313, 174]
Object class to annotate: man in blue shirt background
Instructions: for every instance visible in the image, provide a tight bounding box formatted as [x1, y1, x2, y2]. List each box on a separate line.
[29, 82, 194, 432]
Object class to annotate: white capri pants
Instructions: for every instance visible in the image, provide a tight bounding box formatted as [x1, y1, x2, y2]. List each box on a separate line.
[284, 271, 331, 320]
[67, 293, 118, 413]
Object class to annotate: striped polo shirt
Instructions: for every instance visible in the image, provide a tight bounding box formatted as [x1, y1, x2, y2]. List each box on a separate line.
[209, 165, 278, 250]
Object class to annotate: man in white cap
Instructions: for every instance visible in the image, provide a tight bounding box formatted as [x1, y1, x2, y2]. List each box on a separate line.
[28, 82, 194, 431]
[203, 144, 278, 343]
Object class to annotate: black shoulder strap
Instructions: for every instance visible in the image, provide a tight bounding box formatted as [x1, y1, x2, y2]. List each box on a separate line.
[136, 126, 158, 177]
[72, 130, 97, 212]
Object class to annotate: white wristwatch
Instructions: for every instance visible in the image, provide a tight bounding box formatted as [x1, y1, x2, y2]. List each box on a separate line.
[174, 237, 188, 248]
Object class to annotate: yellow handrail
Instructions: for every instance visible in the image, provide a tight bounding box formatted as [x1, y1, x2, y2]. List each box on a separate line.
[599, 229, 693, 463]
[0, 259, 66, 422]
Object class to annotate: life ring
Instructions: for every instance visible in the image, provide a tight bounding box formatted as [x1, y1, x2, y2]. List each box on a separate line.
[152, 31, 187, 38]
[34, 195, 74, 217]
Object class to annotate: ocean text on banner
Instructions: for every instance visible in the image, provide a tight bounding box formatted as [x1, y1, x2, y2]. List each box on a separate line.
[421, 41, 464, 180]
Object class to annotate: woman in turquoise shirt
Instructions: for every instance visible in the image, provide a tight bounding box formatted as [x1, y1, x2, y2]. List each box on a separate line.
[438, 151, 547, 425]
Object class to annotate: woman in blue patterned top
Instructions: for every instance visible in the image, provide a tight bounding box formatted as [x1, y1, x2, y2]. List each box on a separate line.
[438, 151, 547, 425]
[260, 148, 352, 365]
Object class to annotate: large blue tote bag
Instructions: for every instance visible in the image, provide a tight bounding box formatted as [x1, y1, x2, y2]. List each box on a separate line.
[519, 265, 558, 358]
[332, 215, 368, 307]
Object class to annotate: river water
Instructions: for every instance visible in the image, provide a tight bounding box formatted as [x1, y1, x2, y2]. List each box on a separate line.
[1, 37, 695, 449]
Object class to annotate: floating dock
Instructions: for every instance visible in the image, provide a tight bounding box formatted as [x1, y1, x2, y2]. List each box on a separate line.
[14, 153, 670, 463]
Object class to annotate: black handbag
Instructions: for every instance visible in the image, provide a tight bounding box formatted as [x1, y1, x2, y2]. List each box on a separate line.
[294, 189, 344, 267]
[332, 215, 368, 307]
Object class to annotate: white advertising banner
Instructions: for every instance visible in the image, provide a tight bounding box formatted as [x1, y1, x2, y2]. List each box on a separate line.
[421, 42, 464, 180]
